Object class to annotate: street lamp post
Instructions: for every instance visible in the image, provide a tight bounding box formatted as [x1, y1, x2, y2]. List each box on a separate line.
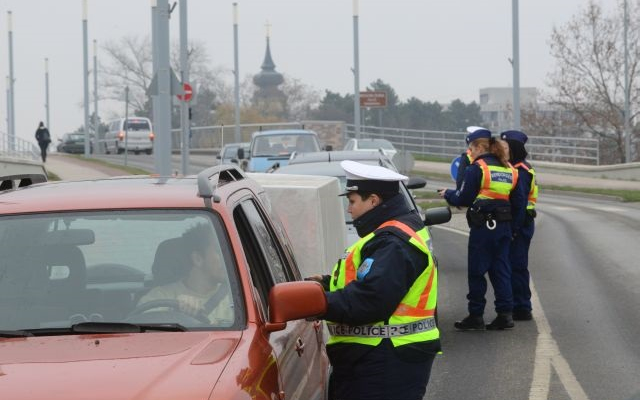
[233, 3, 241, 144]
[179, 0, 189, 175]
[624, 0, 631, 163]
[45, 58, 50, 134]
[7, 11, 16, 151]
[93, 39, 99, 150]
[82, 0, 91, 157]
[512, 0, 521, 131]
[353, 0, 361, 139]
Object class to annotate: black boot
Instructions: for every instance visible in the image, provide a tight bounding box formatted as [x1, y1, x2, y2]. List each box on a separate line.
[513, 309, 533, 321]
[486, 313, 515, 330]
[454, 315, 485, 331]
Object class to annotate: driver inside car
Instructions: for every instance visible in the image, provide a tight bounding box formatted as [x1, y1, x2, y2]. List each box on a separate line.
[137, 223, 233, 326]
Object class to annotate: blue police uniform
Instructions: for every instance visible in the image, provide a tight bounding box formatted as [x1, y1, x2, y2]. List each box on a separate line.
[443, 148, 524, 329]
[501, 130, 538, 320]
[321, 161, 440, 400]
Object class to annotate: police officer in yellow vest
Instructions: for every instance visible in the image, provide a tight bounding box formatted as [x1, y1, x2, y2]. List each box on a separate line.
[501, 130, 538, 321]
[455, 126, 487, 191]
[312, 160, 440, 400]
[438, 129, 524, 330]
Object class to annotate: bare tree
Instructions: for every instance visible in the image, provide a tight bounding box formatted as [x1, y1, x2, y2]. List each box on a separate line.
[547, 0, 640, 163]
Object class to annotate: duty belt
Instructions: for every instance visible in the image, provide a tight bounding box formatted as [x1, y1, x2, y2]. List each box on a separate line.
[327, 318, 436, 338]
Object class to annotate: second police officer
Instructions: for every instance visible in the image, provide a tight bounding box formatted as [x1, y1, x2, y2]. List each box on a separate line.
[501, 130, 538, 321]
[310, 160, 440, 400]
[438, 128, 525, 330]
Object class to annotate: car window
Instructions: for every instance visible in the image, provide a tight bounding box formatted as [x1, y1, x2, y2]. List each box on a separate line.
[124, 120, 151, 131]
[0, 210, 241, 331]
[252, 134, 320, 157]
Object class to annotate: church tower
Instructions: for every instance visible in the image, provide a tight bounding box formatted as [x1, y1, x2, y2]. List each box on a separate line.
[252, 23, 287, 119]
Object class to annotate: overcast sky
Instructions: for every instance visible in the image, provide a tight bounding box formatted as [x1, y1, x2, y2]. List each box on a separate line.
[0, 0, 598, 142]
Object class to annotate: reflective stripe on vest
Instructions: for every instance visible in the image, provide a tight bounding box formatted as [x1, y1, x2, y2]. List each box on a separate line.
[475, 159, 518, 201]
[513, 161, 538, 210]
[327, 220, 439, 348]
[328, 317, 437, 338]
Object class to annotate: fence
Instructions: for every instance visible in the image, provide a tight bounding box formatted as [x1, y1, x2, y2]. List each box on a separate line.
[344, 124, 600, 165]
[0, 132, 41, 161]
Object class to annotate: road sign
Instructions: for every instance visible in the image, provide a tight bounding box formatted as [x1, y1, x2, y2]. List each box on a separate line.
[450, 156, 461, 182]
[360, 91, 387, 108]
[177, 83, 193, 102]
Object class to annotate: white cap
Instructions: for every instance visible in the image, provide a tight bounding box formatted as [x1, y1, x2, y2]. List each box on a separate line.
[466, 126, 489, 133]
[340, 160, 407, 195]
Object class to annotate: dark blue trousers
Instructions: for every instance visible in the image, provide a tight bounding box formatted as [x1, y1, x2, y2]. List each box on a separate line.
[329, 340, 435, 400]
[467, 221, 513, 315]
[511, 220, 535, 312]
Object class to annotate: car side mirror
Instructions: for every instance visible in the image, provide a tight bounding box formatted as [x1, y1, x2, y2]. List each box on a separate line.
[424, 206, 452, 226]
[237, 148, 245, 160]
[406, 176, 427, 189]
[324, 145, 333, 151]
[265, 281, 327, 332]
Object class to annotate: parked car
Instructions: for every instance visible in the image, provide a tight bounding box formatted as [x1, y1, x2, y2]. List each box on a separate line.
[343, 138, 397, 159]
[273, 150, 448, 249]
[217, 142, 250, 170]
[56, 132, 94, 154]
[0, 165, 329, 400]
[247, 129, 326, 172]
[104, 117, 154, 155]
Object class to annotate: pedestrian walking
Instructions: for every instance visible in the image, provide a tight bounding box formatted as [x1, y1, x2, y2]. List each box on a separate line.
[309, 160, 440, 400]
[501, 130, 538, 321]
[438, 129, 524, 330]
[35, 121, 51, 162]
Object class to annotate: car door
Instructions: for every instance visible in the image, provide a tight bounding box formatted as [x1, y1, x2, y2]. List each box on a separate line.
[232, 195, 327, 400]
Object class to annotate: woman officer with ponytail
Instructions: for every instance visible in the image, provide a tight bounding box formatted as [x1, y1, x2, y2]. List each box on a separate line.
[438, 128, 524, 331]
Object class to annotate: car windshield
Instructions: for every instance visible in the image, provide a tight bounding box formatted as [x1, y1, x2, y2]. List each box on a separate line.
[0, 210, 240, 333]
[252, 134, 320, 157]
[68, 134, 85, 141]
[358, 139, 395, 150]
[223, 145, 239, 158]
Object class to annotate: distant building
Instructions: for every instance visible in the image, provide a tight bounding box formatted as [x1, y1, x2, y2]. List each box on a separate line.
[479, 87, 539, 132]
[252, 31, 287, 119]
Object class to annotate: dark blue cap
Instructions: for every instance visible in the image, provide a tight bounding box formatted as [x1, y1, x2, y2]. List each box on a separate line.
[465, 127, 492, 144]
[500, 130, 528, 144]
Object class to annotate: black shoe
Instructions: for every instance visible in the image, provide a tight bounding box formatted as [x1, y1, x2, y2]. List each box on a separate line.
[454, 315, 485, 331]
[486, 313, 514, 330]
[513, 309, 533, 321]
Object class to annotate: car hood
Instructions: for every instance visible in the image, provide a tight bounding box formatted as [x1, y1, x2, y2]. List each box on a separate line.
[0, 332, 242, 400]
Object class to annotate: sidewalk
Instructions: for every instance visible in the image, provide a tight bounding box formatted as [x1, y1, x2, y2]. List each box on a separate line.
[44, 154, 130, 181]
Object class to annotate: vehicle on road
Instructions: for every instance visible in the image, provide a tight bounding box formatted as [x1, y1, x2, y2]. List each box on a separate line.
[343, 138, 398, 159]
[272, 150, 447, 249]
[103, 117, 154, 155]
[217, 142, 250, 170]
[56, 132, 94, 154]
[247, 129, 325, 172]
[0, 165, 329, 400]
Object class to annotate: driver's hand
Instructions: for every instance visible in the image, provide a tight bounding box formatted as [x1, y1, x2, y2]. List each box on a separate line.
[176, 295, 205, 316]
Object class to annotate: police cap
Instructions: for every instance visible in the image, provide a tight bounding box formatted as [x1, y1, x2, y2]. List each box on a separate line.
[500, 130, 528, 144]
[339, 160, 407, 196]
[465, 126, 492, 144]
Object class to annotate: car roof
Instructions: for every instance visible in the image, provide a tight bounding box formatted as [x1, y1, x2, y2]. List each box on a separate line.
[251, 129, 316, 137]
[0, 166, 261, 215]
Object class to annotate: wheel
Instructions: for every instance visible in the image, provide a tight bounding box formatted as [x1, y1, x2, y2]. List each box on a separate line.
[104, 143, 110, 155]
[134, 150, 140, 155]
[145, 149, 153, 155]
[116, 142, 124, 154]
[126, 299, 209, 324]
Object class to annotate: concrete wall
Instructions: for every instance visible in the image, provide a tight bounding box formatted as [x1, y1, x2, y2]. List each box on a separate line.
[534, 160, 640, 181]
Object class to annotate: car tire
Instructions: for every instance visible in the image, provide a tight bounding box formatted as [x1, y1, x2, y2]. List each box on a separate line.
[104, 143, 110, 155]
[145, 149, 153, 155]
[116, 142, 124, 155]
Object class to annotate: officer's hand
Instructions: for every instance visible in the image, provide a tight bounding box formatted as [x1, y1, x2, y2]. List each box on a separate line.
[437, 189, 446, 198]
[176, 295, 205, 316]
[305, 275, 331, 291]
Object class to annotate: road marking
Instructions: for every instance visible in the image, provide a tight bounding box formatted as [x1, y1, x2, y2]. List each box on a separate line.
[433, 226, 590, 400]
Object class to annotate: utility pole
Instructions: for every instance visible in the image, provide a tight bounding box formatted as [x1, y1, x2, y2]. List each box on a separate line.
[624, 0, 631, 163]
[233, 3, 241, 143]
[82, 0, 91, 157]
[179, 0, 189, 175]
[45, 58, 50, 134]
[93, 39, 99, 149]
[7, 11, 16, 151]
[512, 0, 521, 130]
[352, 0, 361, 139]
[153, 0, 173, 176]
[151, 0, 161, 172]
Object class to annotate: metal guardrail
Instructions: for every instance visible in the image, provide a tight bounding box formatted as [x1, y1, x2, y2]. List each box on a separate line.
[0, 132, 41, 161]
[344, 124, 600, 165]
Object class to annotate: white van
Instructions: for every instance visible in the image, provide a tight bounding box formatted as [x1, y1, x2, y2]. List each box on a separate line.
[104, 117, 154, 155]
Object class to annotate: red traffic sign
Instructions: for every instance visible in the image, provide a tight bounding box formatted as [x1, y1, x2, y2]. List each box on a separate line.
[360, 91, 387, 108]
[177, 83, 193, 102]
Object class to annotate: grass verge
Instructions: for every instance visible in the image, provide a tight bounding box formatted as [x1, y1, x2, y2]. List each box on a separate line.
[73, 155, 152, 175]
[541, 185, 640, 202]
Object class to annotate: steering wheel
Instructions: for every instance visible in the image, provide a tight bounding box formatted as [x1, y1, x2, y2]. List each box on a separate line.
[126, 299, 210, 325]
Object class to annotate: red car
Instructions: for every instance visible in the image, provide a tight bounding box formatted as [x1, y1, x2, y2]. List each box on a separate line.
[0, 165, 328, 400]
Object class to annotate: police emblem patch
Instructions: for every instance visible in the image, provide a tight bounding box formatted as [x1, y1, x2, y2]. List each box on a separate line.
[357, 258, 374, 280]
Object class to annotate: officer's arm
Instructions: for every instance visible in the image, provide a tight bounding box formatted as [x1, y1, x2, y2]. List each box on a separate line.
[510, 171, 530, 233]
[444, 165, 480, 207]
[323, 236, 426, 326]
[455, 155, 470, 190]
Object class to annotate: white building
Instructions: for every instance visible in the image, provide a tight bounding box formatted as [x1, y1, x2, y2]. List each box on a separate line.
[479, 87, 539, 132]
